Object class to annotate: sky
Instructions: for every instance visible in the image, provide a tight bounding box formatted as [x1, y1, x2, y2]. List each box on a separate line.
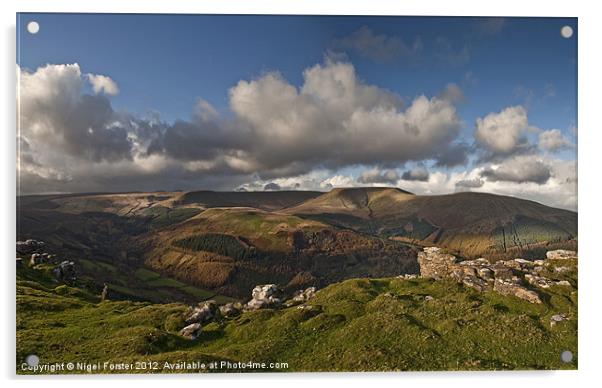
[16, 14, 577, 210]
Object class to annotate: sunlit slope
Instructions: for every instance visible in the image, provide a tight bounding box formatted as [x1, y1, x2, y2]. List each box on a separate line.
[286, 188, 577, 258]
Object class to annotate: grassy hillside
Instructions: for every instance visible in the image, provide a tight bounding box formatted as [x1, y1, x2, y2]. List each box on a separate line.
[178, 190, 323, 211]
[17, 259, 577, 373]
[142, 208, 419, 298]
[286, 189, 577, 258]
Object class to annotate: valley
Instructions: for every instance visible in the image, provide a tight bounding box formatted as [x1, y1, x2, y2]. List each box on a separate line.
[16, 187, 578, 372]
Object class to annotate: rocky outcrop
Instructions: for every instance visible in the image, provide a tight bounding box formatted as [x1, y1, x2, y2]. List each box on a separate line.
[493, 277, 541, 304]
[29, 252, 56, 266]
[179, 323, 202, 340]
[185, 300, 220, 324]
[416, 247, 577, 304]
[52, 261, 76, 283]
[417, 247, 459, 279]
[245, 284, 284, 310]
[546, 250, 577, 260]
[219, 302, 243, 318]
[16, 239, 45, 254]
[291, 287, 316, 303]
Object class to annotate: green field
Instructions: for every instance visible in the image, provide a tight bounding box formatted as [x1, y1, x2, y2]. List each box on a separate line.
[17, 261, 577, 373]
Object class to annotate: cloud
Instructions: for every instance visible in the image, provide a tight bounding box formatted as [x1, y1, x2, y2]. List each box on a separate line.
[437, 83, 464, 104]
[333, 26, 422, 62]
[474, 105, 532, 158]
[401, 165, 429, 181]
[433, 142, 470, 168]
[455, 177, 484, 189]
[481, 155, 552, 184]
[18, 63, 133, 163]
[263, 182, 281, 191]
[16, 62, 576, 212]
[87, 73, 119, 95]
[358, 168, 399, 184]
[224, 59, 462, 176]
[538, 129, 573, 152]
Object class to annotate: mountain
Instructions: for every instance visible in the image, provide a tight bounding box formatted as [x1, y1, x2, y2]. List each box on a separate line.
[16, 187, 577, 302]
[284, 187, 577, 259]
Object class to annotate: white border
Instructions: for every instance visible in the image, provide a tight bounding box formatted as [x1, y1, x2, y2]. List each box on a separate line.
[2, 1, 600, 387]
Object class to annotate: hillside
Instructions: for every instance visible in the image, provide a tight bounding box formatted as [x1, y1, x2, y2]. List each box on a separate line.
[141, 207, 418, 298]
[178, 190, 323, 211]
[16, 256, 577, 373]
[285, 188, 577, 258]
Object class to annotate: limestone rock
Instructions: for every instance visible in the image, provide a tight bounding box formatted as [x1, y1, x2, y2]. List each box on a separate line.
[29, 253, 44, 266]
[179, 323, 202, 340]
[219, 302, 242, 318]
[186, 300, 219, 324]
[245, 284, 284, 310]
[546, 250, 577, 260]
[417, 247, 457, 279]
[493, 278, 541, 304]
[291, 286, 317, 303]
[524, 274, 554, 289]
[397, 274, 419, 280]
[52, 261, 76, 283]
[550, 314, 568, 327]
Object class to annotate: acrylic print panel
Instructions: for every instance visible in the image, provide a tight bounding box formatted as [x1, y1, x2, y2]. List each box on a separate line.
[16, 13, 577, 374]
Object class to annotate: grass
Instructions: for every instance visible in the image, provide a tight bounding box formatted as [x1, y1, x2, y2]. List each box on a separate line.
[134, 268, 161, 282]
[16, 260, 577, 374]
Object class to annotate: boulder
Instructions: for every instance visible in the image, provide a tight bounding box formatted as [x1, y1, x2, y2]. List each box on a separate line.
[546, 250, 577, 261]
[219, 302, 242, 318]
[524, 274, 554, 289]
[52, 261, 76, 283]
[179, 323, 202, 340]
[29, 253, 44, 266]
[550, 314, 568, 327]
[291, 287, 317, 303]
[245, 284, 284, 310]
[460, 275, 490, 292]
[185, 300, 219, 324]
[477, 267, 494, 281]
